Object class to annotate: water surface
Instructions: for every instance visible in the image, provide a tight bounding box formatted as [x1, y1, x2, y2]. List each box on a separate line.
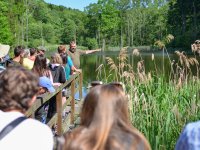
[80, 51, 199, 86]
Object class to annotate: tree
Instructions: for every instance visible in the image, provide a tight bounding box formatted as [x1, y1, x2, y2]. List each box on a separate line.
[61, 19, 76, 44]
[0, 1, 13, 44]
[85, 0, 120, 47]
[168, 0, 200, 48]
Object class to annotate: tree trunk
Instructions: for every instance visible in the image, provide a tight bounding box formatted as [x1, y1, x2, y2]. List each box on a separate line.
[192, 0, 197, 40]
[102, 38, 105, 52]
[120, 23, 123, 49]
[98, 25, 101, 47]
[180, 0, 186, 34]
[127, 18, 130, 46]
[21, 17, 24, 46]
[25, 0, 29, 48]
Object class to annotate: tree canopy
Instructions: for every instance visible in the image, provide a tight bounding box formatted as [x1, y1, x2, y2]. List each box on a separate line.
[0, 0, 199, 50]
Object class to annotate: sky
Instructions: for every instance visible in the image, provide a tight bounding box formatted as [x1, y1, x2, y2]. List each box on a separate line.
[44, 0, 98, 11]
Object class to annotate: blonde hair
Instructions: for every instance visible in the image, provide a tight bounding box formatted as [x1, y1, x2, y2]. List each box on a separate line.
[50, 53, 63, 64]
[63, 84, 151, 150]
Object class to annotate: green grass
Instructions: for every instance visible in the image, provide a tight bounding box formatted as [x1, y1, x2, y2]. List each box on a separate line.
[130, 77, 200, 150]
[96, 48, 200, 150]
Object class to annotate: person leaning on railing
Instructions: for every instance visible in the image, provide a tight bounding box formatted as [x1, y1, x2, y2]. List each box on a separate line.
[0, 66, 53, 150]
[35, 76, 56, 124]
[62, 83, 151, 150]
[48, 53, 66, 120]
[58, 45, 81, 76]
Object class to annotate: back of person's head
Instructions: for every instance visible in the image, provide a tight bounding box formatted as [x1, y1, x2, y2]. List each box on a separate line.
[51, 53, 63, 64]
[0, 66, 38, 112]
[24, 49, 30, 58]
[14, 46, 25, 57]
[30, 48, 36, 56]
[60, 53, 67, 65]
[58, 45, 66, 54]
[32, 55, 47, 76]
[63, 84, 150, 150]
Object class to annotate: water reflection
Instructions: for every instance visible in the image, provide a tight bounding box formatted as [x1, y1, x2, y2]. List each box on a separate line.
[81, 51, 199, 86]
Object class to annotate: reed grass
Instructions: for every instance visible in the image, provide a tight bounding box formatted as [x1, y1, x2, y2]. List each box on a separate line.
[96, 45, 200, 150]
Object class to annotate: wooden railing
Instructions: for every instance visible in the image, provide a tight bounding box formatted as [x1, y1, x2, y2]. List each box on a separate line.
[25, 71, 83, 136]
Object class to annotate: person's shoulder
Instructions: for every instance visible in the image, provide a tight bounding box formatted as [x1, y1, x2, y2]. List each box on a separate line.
[175, 121, 200, 150]
[6, 58, 19, 67]
[21, 119, 53, 149]
[67, 50, 72, 54]
[23, 58, 34, 69]
[25, 118, 52, 133]
[184, 120, 200, 132]
[77, 49, 86, 54]
[77, 49, 84, 52]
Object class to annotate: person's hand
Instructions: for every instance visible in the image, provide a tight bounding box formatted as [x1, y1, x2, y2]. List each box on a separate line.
[37, 50, 45, 55]
[96, 48, 101, 51]
[75, 69, 82, 73]
[53, 83, 61, 87]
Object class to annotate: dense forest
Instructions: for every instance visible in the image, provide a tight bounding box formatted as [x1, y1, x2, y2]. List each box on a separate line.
[0, 0, 199, 50]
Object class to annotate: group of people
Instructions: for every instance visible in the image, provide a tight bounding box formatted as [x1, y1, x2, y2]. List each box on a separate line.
[0, 42, 199, 150]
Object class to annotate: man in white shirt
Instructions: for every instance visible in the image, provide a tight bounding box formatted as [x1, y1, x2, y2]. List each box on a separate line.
[0, 67, 53, 150]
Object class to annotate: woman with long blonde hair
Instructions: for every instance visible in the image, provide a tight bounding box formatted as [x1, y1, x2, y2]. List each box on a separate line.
[63, 84, 151, 150]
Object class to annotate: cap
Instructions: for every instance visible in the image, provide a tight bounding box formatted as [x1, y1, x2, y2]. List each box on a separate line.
[0, 44, 10, 58]
[39, 76, 55, 93]
[37, 46, 47, 51]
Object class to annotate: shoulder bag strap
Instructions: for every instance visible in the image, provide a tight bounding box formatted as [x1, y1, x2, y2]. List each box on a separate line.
[0, 116, 27, 140]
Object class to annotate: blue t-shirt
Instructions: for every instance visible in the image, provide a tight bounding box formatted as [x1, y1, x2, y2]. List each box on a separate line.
[64, 64, 71, 80]
[67, 56, 73, 68]
[64, 56, 74, 80]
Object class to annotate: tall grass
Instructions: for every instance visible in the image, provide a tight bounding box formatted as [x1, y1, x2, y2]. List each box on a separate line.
[96, 46, 200, 150]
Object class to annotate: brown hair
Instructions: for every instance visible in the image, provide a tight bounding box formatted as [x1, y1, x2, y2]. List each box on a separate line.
[50, 53, 63, 64]
[30, 48, 36, 56]
[0, 66, 39, 112]
[58, 45, 66, 54]
[14, 46, 24, 57]
[63, 84, 151, 150]
[32, 55, 50, 77]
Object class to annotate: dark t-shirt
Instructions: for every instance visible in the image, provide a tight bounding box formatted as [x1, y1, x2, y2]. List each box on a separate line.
[6, 59, 21, 67]
[67, 49, 86, 69]
[49, 65, 66, 83]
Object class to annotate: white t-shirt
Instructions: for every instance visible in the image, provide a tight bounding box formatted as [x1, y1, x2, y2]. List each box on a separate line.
[0, 110, 53, 150]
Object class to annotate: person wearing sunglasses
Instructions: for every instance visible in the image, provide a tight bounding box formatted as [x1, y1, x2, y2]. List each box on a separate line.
[68, 41, 101, 69]
[62, 84, 150, 150]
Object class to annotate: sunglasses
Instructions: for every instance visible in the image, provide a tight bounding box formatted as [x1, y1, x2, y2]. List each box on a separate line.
[89, 81, 125, 91]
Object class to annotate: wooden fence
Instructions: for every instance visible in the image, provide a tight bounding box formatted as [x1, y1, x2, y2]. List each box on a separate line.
[25, 71, 83, 136]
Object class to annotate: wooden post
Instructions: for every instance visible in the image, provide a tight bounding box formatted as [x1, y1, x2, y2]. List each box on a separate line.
[79, 71, 83, 100]
[56, 91, 62, 135]
[70, 80, 75, 124]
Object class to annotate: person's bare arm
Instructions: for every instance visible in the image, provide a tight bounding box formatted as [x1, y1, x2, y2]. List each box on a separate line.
[85, 49, 101, 54]
[71, 66, 81, 73]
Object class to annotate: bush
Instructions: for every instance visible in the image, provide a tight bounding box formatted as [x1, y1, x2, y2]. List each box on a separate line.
[28, 39, 46, 48]
[85, 38, 98, 50]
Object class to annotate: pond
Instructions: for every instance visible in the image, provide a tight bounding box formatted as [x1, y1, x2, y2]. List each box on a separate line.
[80, 50, 199, 87]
